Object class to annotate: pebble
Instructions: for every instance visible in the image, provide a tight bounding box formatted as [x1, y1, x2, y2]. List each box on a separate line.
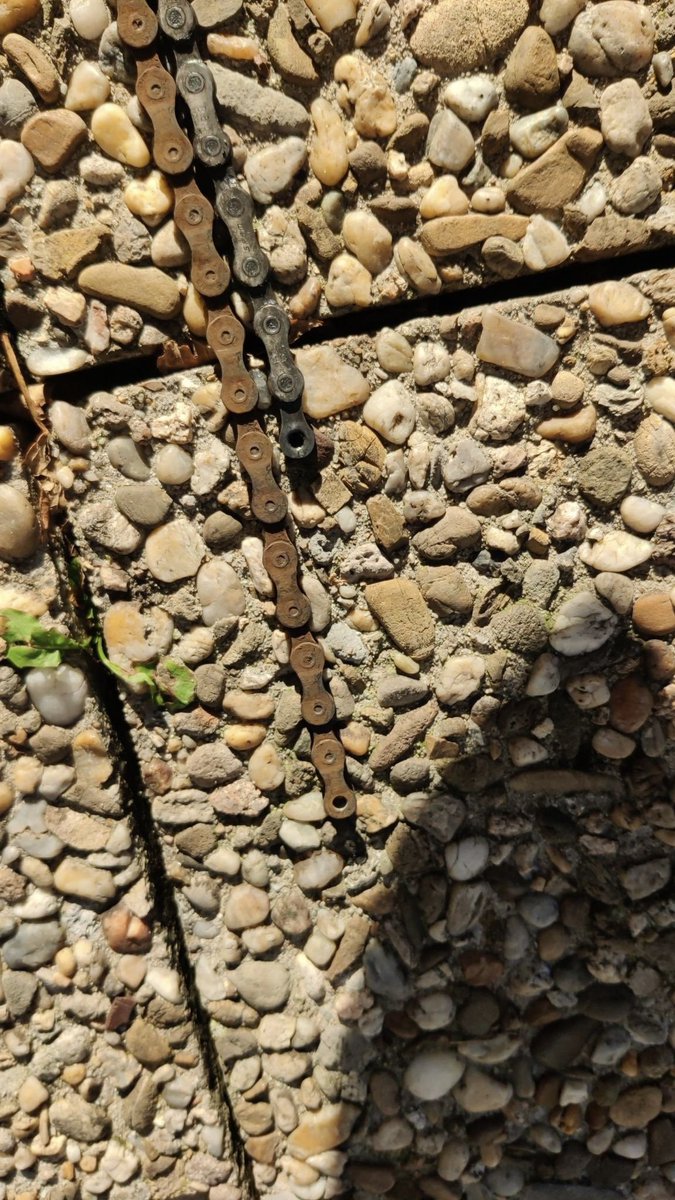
[69, 0, 109, 39]
[522, 215, 570, 270]
[244, 137, 307, 205]
[309, 99, 348, 186]
[579, 531, 651, 573]
[600, 79, 653, 159]
[510, 104, 569, 160]
[342, 210, 392, 275]
[645, 376, 675, 423]
[404, 1049, 464, 1100]
[632, 592, 675, 636]
[454, 1065, 513, 1113]
[478, 309, 559, 378]
[634, 415, 675, 487]
[426, 109, 475, 173]
[53, 856, 115, 902]
[420, 175, 469, 219]
[211, 64, 309, 137]
[145, 519, 204, 583]
[436, 653, 485, 705]
[504, 25, 559, 108]
[325, 253, 371, 308]
[90, 102, 150, 167]
[294, 850, 343, 892]
[296, 345, 369, 421]
[197, 560, 246, 624]
[0, 138, 34, 211]
[443, 75, 497, 123]
[549, 592, 616, 655]
[588, 280, 650, 325]
[0, 483, 39, 560]
[410, 0, 529, 76]
[124, 170, 173, 226]
[24, 664, 88, 725]
[569, 2, 654, 76]
[394, 237, 441, 295]
[0, 77, 35, 135]
[365, 579, 435, 661]
[611, 156, 662, 215]
[79, 263, 181, 319]
[248, 742, 285, 791]
[3, 33, 60, 102]
[362, 381, 416, 445]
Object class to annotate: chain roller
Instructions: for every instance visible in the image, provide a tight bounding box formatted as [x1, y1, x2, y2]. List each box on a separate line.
[119, 0, 355, 820]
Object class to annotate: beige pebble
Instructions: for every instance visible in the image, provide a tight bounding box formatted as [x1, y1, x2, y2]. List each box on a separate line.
[375, 328, 413, 373]
[588, 280, 650, 326]
[124, 170, 173, 226]
[248, 741, 285, 791]
[305, 0, 356, 32]
[145, 519, 204, 582]
[662, 307, 675, 348]
[566, 673, 610, 709]
[420, 175, 469, 219]
[183, 283, 208, 336]
[644, 376, 675, 424]
[309, 98, 348, 186]
[0, 139, 34, 213]
[0, 426, 17, 461]
[154, 443, 193, 484]
[592, 728, 635, 760]
[363, 380, 416, 445]
[340, 721, 371, 756]
[69, 0, 109, 39]
[91, 103, 150, 167]
[342, 209, 392, 275]
[536, 405, 596, 445]
[394, 237, 441, 295]
[325, 252, 371, 307]
[223, 690, 275, 720]
[620, 495, 665, 534]
[353, 81, 397, 138]
[0, 0, 41, 35]
[65, 61, 110, 110]
[579, 530, 651, 573]
[297, 344, 369, 418]
[225, 724, 267, 751]
[224, 883, 269, 930]
[151, 220, 189, 268]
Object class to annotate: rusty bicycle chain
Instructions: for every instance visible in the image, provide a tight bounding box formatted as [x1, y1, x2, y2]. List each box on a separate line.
[118, 0, 356, 819]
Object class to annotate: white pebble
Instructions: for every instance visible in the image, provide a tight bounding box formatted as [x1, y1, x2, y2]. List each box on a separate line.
[65, 61, 110, 110]
[620, 495, 665, 534]
[25, 665, 88, 726]
[363, 380, 416, 445]
[69, 0, 109, 38]
[404, 1048, 464, 1100]
[579, 531, 651, 573]
[442, 75, 497, 123]
[644, 376, 675, 423]
[0, 139, 34, 213]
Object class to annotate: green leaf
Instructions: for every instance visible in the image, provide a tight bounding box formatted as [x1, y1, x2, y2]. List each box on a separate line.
[6, 645, 62, 669]
[0, 608, 88, 654]
[0, 609, 46, 645]
[162, 659, 196, 707]
[95, 637, 164, 706]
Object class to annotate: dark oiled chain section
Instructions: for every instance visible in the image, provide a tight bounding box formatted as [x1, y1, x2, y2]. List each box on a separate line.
[117, 0, 355, 820]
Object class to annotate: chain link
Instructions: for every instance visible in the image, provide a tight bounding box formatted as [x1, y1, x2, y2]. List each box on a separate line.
[118, 0, 355, 820]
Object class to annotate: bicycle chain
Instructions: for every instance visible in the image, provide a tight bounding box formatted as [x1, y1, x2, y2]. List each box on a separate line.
[118, 0, 356, 820]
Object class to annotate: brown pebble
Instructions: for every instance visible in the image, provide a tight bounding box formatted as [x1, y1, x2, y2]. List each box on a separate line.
[609, 675, 653, 734]
[21, 109, 88, 172]
[3, 32, 60, 101]
[633, 592, 675, 637]
[644, 639, 675, 681]
[536, 404, 597, 445]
